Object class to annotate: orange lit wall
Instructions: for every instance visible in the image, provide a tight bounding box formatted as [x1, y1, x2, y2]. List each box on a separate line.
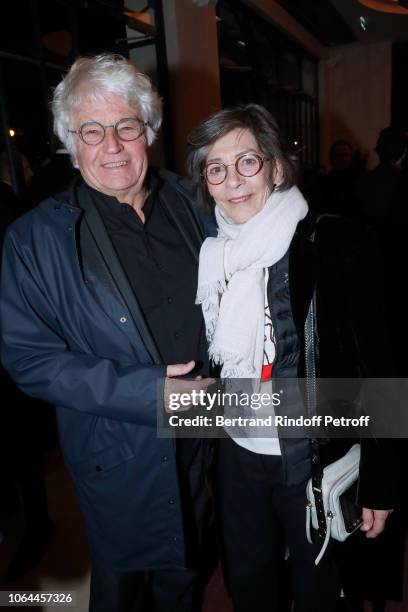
[320, 41, 392, 170]
[162, 0, 221, 174]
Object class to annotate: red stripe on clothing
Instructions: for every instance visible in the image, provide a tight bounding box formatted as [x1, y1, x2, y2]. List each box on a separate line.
[261, 364, 273, 381]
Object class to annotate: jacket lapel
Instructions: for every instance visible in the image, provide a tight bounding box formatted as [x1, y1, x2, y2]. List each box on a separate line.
[72, 180, 162, 365]
[289, 214, 319, 339]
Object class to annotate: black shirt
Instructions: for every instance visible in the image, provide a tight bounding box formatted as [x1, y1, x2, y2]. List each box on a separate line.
[90, 173, 209, 375]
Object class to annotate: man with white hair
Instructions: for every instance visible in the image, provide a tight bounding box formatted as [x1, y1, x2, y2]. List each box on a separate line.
[0, 54, 212, 612]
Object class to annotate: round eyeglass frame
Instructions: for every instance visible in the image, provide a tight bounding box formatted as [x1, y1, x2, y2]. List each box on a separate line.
[68, 117, 148, 146]
[202, 153, 270, 185]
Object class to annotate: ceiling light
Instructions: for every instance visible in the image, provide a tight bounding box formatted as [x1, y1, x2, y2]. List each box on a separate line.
[359, 16, 368, 30]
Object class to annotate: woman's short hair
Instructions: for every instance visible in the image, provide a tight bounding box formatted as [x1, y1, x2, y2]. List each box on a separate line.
[186, 104, 297, 210]
[52, 53, 162, 160]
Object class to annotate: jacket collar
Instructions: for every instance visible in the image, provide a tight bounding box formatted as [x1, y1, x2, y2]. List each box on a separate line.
[63, 171, 205, 262]
[289, 211, 319, 339]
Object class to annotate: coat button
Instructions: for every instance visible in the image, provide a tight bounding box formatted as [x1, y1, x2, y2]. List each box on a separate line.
[161, 456, 169, 463]
[120, 317, 127, 323]
[167, 297, 173, 304]
[168, 498, 175, 505]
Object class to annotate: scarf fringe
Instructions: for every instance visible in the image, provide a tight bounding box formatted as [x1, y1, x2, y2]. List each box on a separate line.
[196, 280, 227, 343]
[209, 346, 258, 379]
[195, 280, 227, 305]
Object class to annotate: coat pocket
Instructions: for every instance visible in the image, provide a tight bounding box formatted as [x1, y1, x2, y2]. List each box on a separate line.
[69, 442, 135, 479]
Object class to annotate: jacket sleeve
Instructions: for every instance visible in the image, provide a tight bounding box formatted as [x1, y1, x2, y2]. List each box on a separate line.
[358, 438, 397, 510]
[0, 231, 165, 427]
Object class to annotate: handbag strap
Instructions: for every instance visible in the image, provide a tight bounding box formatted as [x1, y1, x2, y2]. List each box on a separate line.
[304, 215, 327, 539]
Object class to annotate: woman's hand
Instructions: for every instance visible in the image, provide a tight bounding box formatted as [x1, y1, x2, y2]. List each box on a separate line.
[360, 508, 393, 538]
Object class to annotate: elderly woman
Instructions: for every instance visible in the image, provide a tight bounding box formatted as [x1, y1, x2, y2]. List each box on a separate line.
[186, 104, 395, 612]
[1, 54, 212, 612]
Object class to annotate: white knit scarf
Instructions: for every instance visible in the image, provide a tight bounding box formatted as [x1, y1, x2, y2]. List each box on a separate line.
[196, 185, 308, 379]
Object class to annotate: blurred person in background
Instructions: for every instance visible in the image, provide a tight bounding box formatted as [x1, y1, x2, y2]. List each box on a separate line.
[29, 135, 78, 205]
[0, 143, 54, 583]
[0, 144, 33, 224]
[316, 139, 365, 217]
[353, 126, 408, 378]
[353, 126, 408, 229]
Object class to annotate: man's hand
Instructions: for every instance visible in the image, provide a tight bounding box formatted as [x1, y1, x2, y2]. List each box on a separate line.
[166, 361, 197, 378]
[164, 361, 215, 413]
[360, 507, 393, 538]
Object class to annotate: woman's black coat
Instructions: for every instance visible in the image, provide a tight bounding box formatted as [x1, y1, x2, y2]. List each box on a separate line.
[289, 211, 396, 510]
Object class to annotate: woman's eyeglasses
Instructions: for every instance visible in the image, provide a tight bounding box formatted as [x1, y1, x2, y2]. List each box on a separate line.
[68, 117, 148, 146]
[203, 153, 270, 185]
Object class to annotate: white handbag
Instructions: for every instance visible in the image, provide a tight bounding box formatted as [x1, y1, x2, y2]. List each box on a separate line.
[306, 443, 363, 565]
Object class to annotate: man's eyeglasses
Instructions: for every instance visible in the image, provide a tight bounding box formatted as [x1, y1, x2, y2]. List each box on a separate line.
[68, 117, 148, 146]
[203, 153, 270, 185]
